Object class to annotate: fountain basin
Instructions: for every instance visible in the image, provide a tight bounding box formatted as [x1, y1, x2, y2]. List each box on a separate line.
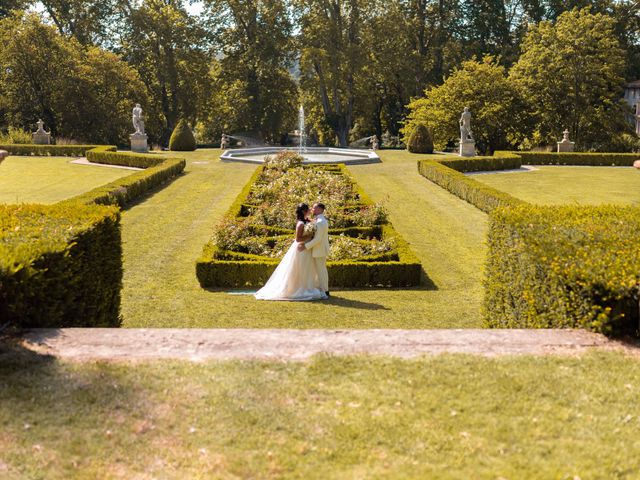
[220, 147, 381, 165]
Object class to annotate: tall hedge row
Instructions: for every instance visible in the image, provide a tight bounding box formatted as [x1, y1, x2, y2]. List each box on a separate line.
[484, 205, 640, 335]
[0, 145, 186, 328]
[0, 204, 122, 327]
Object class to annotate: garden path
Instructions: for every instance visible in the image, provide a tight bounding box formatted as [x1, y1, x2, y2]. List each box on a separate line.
[20, 328, 635, 360]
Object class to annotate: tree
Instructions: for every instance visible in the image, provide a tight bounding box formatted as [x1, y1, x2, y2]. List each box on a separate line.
[202, 0, 298, 143]
[297, 0, 368, 147]
[403, 56, 527, 153]
[510, 7, 632, 150]
[119, 0, 213, 144]
[0, 0, 28, 18]
[0, 12, 150, 144]
[169, 118, 196, 150]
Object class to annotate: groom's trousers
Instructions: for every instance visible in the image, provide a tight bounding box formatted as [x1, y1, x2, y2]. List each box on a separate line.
[314, 256, 329, 291]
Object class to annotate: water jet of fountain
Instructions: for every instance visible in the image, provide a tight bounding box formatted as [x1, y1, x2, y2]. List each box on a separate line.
[298, 105, 306, 156]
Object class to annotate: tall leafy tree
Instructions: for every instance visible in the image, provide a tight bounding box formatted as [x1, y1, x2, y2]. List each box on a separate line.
[297, 0, 368, 147]
[510, 7, 632, 150]
[202, 0, 298, 142]
[403, 56, 527, 153]
[119, 0, 213, 143]
[0, 12, 149, 144]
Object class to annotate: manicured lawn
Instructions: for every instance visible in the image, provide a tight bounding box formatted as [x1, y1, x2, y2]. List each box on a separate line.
[473, 165, 640, 205]
[120, 149, 486, 328]
[2, 348, 640, 479]
[0, 156, 131, 204]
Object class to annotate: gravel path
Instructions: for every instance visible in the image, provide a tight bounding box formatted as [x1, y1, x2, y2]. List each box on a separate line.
[19, 328, 636, 361]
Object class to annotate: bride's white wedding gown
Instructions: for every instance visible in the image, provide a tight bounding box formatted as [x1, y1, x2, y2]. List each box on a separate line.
[255, 221, 327, 301]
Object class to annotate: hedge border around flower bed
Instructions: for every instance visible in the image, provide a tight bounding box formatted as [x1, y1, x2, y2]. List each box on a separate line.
[0, 144, 108, 156]
[416, 151, 640, 335]
[1, 145, 186, 328]
[196, 164, 422, 288]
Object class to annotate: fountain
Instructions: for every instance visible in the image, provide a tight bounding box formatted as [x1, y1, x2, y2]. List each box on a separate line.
[298, 105, 306, 156]
[220, 105, 381, 165]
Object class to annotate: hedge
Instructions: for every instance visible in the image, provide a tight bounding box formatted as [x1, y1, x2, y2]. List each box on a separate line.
[504, 151, 640, 166]
[0, 144, 107, 156]
[417, 159, 525, 213]
[197, 165, 422, 288]
[1, 145, 186, 329]
[0, 203, 122, 327]
[484, 205, 640, 335]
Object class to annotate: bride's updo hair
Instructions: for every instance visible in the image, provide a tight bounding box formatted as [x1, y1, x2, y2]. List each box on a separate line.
[296, 203, 309, 223]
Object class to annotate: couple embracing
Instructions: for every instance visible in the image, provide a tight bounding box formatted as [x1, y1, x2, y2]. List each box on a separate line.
[255, 202, 330, 301]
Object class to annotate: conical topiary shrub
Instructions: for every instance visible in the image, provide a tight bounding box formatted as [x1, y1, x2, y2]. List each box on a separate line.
[407, 124, 434, 154]
[169, 119, 197, 151]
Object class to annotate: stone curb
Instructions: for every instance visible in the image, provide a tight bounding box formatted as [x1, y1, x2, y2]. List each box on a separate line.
[18, 328, 637, 362]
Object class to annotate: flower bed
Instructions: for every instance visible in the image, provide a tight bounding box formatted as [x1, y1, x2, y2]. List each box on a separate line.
[197, 152, 421, 288]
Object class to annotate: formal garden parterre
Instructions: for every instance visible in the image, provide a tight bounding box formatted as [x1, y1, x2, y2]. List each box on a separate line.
[197, 152, 421, 288]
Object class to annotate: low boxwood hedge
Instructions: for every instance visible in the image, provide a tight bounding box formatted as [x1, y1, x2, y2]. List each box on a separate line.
[0, 203, 122, 327]
[197, 164, 422, 288]
[505, 151, 640, 166]
[418, 159, 525, 213]
[0, 144, 106, 156]
[484, 205, 640, 335]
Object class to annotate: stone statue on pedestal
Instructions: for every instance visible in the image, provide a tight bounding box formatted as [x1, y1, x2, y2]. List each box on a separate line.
[458, 107, 475, 157]
[32, 119, 51, 145]
[557, 129, 575, 152]
[220, 133, 230, 150]
[130, 103, 149, 153]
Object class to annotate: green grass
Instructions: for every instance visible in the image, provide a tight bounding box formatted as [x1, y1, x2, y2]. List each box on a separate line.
[0, 156, 131, 204]
[120, 149, 486, 328]
[2, 348, 640, 479]
[474, 165, 640, 205]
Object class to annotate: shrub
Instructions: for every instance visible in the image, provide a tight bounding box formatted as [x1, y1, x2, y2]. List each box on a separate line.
[407, 124, 434, 154]
[0, 127, 32, 144]
[0, 144, 105, 156]
[169, 119, 197, 151]
[0, 203, 122, 328]
[484, 205, 640, 335]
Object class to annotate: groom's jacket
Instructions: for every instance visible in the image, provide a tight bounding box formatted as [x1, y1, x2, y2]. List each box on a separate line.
[305, 215, 330, 258]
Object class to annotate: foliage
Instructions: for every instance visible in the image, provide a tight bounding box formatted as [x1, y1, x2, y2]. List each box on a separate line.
[0, 203, 122, 327]
[169, 119, 197, 151]
[484, 204, 640, 335]
[0, 126, 31, 144]
[263, 150, 303, 171]
[407, 124, 434, 154]
[202, 0, 297, 143]
[510, 8, 631, 151]
[119, 0, 213, 144]
[0, 13, 149, 146]
[0, 144, 109, 156]
[403, 56, 527, 154]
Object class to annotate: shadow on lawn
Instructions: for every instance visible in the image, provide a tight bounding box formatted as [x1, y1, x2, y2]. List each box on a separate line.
[325, 295, 391, 310]
[0, 331, 139, 417]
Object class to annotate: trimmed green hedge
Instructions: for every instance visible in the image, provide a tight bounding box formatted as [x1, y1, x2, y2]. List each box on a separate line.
[484, 205, 640, 335]
[505, 151, 640, 166]
[437, 152, 522, 173]
[197, 165, 422, 288]
[0, 144, 107, 156]
[0, 203, 122, 327]
[418, 159, 525, 213]
[0, 145, 186, 328]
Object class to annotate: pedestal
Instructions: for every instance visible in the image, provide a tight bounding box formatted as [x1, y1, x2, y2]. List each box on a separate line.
[32, 132, 51, 145]
[557, 140, 575, 153]
[130, 133, 149, 153]
[459, 141, 476, 157]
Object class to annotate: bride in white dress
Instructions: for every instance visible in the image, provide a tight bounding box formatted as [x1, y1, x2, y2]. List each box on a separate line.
[255, 203, 328, 301]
